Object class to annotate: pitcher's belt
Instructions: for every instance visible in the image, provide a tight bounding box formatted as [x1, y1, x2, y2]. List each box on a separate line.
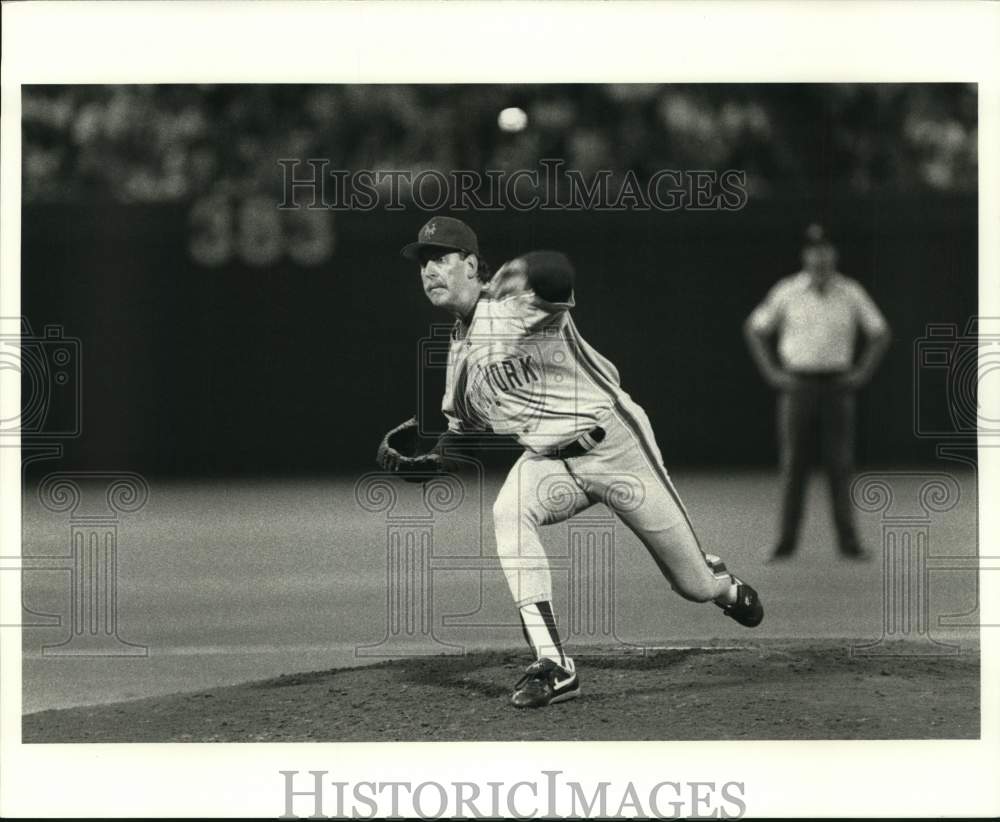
[549, 425, 606, 459]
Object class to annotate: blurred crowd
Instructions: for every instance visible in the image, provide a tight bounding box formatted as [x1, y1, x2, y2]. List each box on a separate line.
[22, 84, 977, 203]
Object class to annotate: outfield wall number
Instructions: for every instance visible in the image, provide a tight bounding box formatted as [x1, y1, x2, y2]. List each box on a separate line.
[189, 195, 335, 267]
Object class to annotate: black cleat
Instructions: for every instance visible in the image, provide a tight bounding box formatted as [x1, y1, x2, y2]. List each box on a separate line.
[511, 658, 580, 708]
[723, 582, 764, 628]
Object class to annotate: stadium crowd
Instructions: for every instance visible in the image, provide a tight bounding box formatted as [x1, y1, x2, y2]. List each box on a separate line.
[22, 84, 977, 203]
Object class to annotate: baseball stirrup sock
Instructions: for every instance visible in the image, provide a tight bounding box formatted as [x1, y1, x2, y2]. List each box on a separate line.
[704, 553, 740, 606]
[519, 601, 568, 668]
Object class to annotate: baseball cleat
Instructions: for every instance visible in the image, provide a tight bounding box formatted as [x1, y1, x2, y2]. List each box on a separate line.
[723, 582, 764, 628]
[511, 658, 580, 708]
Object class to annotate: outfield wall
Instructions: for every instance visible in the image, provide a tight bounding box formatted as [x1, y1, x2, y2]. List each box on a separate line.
[20, 193, 977, 475]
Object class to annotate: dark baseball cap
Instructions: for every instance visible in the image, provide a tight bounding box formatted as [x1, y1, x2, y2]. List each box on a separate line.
[803, 223, 834, 249]
[400, 216, 479, 261]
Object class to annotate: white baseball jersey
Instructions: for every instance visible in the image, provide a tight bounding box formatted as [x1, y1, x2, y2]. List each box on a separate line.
[442, 274, 631, 453]
[748, 271, 888, 372]
[461, 266, 734, 618]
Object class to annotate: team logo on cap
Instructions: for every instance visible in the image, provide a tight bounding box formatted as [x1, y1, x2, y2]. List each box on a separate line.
[425, 221, 437, 237]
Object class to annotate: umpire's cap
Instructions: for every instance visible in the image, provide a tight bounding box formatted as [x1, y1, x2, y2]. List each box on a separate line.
[400, 216, 479, 261]
[803, 223, 834, 250]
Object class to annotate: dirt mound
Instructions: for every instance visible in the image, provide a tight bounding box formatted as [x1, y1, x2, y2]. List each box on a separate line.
[23, 639, 978, 742]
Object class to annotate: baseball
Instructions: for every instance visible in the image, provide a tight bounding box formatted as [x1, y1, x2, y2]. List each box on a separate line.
[498, 106, 528, 133]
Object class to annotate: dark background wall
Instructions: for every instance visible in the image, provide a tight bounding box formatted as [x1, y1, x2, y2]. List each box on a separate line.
[21, 192, 976, 477]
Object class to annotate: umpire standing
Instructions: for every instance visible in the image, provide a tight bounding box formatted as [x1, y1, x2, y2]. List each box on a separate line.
[744, 224, 891, 561]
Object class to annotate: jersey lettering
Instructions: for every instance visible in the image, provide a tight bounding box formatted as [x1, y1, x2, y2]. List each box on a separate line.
[442, 294, 632, 450]
[488, 362, 508, 392]
[502, 359, 522, 388]
[476, 354, 542, 401]
[518, 355, 539, 382]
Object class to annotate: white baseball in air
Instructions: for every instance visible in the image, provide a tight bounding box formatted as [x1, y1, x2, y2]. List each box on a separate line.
[498, 107, 528, 133]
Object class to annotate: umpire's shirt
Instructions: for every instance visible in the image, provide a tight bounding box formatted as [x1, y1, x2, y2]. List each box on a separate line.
[748, 271, 888, 372]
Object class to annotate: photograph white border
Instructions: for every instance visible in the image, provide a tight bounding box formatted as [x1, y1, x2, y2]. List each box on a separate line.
[2, 1, 998, 817]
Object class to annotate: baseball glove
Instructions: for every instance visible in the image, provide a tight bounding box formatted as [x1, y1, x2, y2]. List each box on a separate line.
[376, 416, 444, 477]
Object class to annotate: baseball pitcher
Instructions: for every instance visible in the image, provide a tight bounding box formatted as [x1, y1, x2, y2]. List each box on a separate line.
[378, 216, 764, 709]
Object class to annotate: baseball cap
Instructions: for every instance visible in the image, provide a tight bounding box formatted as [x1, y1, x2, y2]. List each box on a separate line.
[400, 216, 479, 261]
[803, 223, 834, 249]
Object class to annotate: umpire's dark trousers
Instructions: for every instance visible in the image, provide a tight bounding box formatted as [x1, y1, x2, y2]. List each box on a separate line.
[774, 374, 862, 557]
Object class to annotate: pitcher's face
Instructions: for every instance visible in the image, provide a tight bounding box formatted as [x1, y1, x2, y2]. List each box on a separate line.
[419, 249, 481, 316]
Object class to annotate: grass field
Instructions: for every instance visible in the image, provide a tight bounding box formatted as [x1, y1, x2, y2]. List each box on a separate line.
[20, 468, 980, 740]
